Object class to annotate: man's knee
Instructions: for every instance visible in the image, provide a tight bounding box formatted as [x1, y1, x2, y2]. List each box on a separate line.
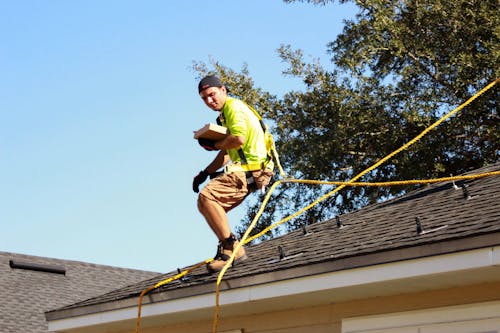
[197, 194, 205, 212]
[197, 193, 213, 213]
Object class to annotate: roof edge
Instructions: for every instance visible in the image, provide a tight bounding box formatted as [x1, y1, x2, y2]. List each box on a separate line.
[46, 231, 500, 321]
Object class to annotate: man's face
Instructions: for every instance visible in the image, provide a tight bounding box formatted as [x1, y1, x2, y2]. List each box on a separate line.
[200, 86, 227, 111]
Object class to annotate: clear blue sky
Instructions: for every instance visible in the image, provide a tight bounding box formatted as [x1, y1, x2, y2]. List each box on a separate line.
[1, 0, 356, 273]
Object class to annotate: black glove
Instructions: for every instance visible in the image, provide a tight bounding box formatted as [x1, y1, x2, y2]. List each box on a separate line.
[198, 138, 218, 151]
[192, 170, 209, 193]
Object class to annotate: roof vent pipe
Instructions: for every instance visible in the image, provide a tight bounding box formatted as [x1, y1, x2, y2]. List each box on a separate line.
[9, 260, 66, 275]
[336, 216, 344, 229]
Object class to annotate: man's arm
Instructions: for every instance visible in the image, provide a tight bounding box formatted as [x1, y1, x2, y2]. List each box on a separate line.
[214, 134, 245, 151]
[198, 134, 245, 152]
[205, 150, 230, 173]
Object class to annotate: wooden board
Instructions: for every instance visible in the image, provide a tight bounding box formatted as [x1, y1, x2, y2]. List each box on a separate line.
[193, 123, 228, 140]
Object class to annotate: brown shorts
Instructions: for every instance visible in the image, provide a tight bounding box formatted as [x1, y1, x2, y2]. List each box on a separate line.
[200, 169, 274, 212]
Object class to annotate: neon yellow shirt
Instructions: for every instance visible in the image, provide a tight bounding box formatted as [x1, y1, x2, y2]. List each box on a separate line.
[221, 97, 268, 165]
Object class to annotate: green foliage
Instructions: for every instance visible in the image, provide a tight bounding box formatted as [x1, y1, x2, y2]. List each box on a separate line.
[193, 0, 499, 241]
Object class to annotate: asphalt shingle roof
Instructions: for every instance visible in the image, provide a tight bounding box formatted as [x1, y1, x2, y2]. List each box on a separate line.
[0, 252, 159, 333]
[50, 162, 500, 314]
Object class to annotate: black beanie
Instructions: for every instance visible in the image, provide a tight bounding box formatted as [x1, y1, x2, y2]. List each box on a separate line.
[198, 75, 222, 93]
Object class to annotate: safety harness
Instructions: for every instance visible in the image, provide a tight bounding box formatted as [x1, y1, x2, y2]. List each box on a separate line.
[220, 103, 275, 176]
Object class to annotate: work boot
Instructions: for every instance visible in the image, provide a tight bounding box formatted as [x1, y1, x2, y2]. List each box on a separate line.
[207, 234, 247, 273]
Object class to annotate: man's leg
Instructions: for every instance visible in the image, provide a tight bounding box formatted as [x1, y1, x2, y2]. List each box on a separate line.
[198, 195, 247, 272]
[197, 172, 249, 272]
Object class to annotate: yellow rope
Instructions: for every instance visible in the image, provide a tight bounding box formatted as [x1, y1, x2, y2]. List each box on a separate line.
[244, 78, 499, 245]
[134, 78, 497, 333]
[137, 169, 500, 333]
[283, 171, 500, 187]
[270, 135, 287, 178]
[135, 259, 212, 333]
[212, 180, 282, 333]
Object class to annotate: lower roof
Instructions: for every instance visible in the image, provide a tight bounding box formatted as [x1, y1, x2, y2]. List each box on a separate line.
[1, 251, 159, 333]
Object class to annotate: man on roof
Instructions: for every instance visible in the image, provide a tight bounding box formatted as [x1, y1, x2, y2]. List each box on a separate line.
[193, 75, 274, 272]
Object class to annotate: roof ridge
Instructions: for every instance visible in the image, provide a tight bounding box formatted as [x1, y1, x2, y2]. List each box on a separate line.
[2, 251, 160, 273]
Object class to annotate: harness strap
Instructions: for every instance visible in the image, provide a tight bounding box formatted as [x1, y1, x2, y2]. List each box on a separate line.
[224, 160, 274, 173]
[236, 148, 255, 182]
[236, 103, 274, 167]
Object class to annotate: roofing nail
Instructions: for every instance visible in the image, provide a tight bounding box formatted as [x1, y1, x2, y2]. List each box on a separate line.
[336, 216, 344, 229]
[461, 184, 471, 200]
[278, 245, 286, 260]
[416, 217, 424, 234]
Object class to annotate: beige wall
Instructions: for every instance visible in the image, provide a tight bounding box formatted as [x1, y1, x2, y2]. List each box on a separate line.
[136, 281, 500, 333]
